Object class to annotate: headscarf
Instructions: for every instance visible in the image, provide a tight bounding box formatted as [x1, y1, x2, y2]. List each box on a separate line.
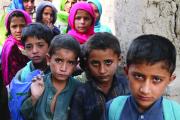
[36, 1, 57, 24]
[87, 0, 111, 33]
[57, 0, 69, 24]
[2, 9, 32, 85]
[7, 0, 24, 12]
[68, 2, 95, 44]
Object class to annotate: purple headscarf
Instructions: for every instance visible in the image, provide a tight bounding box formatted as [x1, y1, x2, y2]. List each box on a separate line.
[2, 9, 32, 86]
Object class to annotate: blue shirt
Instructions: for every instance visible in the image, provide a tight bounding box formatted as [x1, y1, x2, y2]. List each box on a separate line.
[120, 96, 164, 120]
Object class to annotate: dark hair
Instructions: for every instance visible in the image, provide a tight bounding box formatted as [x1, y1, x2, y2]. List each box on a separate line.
[84, 32, 121, 58]
[21, 23, 54, 45]
[127, 34, 176, 74]
[79, 32, 121, 70]
[6, 11, 25, 36]
[36, 2, 57, 24]
[48, 34, 81, 58]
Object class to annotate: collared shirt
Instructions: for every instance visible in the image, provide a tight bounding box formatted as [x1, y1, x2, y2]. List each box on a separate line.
[21, 73, 81, 120]
[120, 96, 164, 120]
[68, 74, 130, 120]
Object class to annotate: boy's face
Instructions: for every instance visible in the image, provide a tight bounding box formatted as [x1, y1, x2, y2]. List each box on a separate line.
[25, 36, 49, 64]
[74, 10, 93, 33]
[47, 48, 77, 82]
[42, 6, 53, 25]
[87, 49, 120, 83]
[125, 62, 175, 112]
[10, 16, 26, 41]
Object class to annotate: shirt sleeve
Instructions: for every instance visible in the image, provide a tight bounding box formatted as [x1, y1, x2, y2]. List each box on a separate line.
[20, 97, 35, 120]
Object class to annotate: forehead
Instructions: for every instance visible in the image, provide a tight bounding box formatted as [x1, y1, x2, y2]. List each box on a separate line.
[88, 49, 119, 60]
[52, 48, 77, 59]
[43, 6, 53, 13]
[10, 17, 26, 25]
[75, 9, 91, 17]
[25, 36, 47, 44]
[128, 62, 171, 76]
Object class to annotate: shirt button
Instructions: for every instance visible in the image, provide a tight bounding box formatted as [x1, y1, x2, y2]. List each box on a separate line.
[140, 115, 144, 119]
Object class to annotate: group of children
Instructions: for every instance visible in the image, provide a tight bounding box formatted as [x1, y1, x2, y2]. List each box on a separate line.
[0, 0, 180, 120]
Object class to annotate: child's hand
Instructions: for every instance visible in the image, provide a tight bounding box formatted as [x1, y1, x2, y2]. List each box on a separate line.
[30, 74, 45, 105]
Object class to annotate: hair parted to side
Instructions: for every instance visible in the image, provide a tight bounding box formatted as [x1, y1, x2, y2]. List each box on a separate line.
[126, 34, 176, 74]
[48, 34, 81, 58]
[21, 22, 54, 45]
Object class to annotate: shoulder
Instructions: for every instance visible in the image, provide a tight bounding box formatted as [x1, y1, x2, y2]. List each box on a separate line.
[107, 96, 129, 120]
[163, 98, 180, 119]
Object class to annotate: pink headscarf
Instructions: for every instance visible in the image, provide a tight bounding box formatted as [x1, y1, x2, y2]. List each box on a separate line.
[2, 9, 32, 85]
[68, 2, 95, 44]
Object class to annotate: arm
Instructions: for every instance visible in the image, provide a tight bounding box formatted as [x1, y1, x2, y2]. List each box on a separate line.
[21, 75, 45, 120]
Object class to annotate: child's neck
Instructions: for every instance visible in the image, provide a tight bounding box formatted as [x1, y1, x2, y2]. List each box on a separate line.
[34, 60, 48, 72]
[96, 79, 113, 95]
[51, 77, 68, 93]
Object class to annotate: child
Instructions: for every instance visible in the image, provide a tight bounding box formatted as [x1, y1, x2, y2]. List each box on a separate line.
[7, 0, 35, 15]
[8, 23, 53, 120]
[1, 9, 32, 86]
[69, 32, 129, 120]
[36, 1, 60, 36]
[107, 34, 180, 120]
[87, 0, 112, 33]
[55, 0, 77, 34]
[68, 2, 95, 44]
[21, 34, 82, 120]
[0, 0, 34, 46]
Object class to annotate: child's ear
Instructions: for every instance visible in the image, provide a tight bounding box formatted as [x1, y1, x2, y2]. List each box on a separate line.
[46, 54, 51, 66]
[118, 55, 122, 65]
[169, 73, 176, 83]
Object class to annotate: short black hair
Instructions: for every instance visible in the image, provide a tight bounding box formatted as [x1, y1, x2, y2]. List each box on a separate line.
[48, 34, 81, 59]
[6, 11, 25, 36]
[84, 32, 121, 58]
[21, 23, 54, 45]
[80, 32, 121, 70]
[127, 34, 176, 74]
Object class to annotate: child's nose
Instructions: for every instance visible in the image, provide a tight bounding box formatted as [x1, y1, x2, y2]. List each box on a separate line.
[60, 62, 67, 72]
[140, 82, 151, 94]
[99, 64, 106, 74]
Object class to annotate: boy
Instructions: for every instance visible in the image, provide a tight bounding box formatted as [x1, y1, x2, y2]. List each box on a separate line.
[21, 34, 82, 120]
[107, 34, 180, 120]
[69, 32, 129, 120]
[9, 23, 53, 120]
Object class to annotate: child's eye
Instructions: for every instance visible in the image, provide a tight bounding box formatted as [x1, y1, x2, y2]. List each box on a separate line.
[90, 61, 99, 67]
[55, 58, 63, 63]
[25, 45, 32, 49]
[75, 16, 81, 20]
[37, 43, 45, 48]
[68, 61, 76, 65]
[152, 76, 162, 84]
[133, 73, 144, 81]
[104, 60, 113, 65]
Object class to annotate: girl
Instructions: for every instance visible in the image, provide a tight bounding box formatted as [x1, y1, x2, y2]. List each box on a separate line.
[21, 34, 82, 120]
[55, 0, 77, 34]
[88, 0, 112, 33]
[1, 9, 32, 86]
[36, 1, 60, 36]
[7, 0, 35, 15]
[68, 2, 95, 44]
[0, 0, 35, 45]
